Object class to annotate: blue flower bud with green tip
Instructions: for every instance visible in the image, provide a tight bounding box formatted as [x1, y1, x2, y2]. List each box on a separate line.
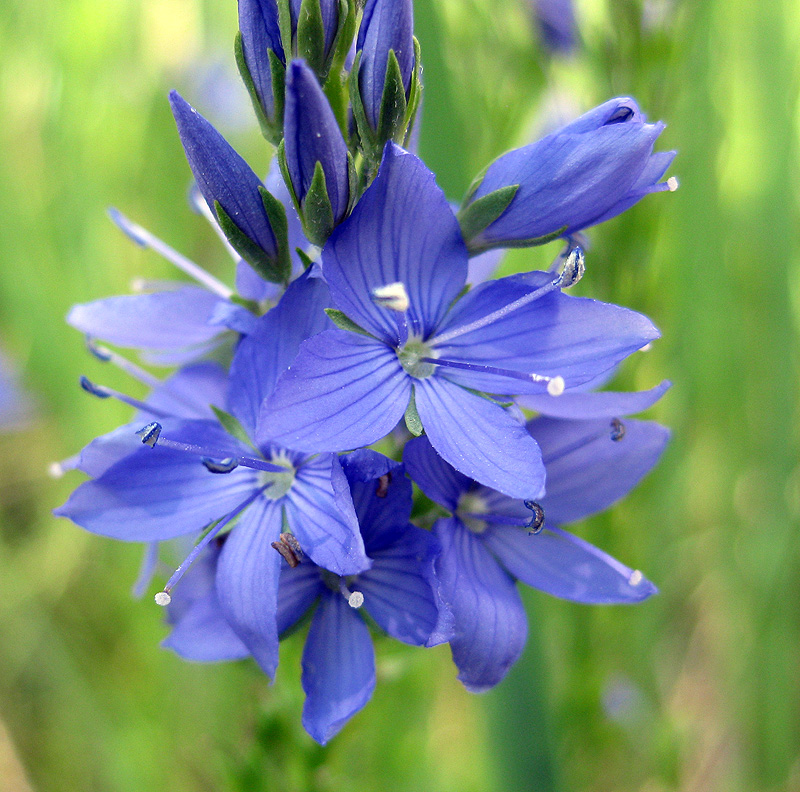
[237, 0, 286, 142]
[357, 0, 414, 132]
[170, 91, 291, 284]
[281, 59, 351, 244]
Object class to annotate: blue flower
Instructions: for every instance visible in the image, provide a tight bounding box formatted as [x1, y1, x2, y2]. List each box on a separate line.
[262, 144, 659, 501]
[0, 351, 30, 429]
[56, 270, 371, 679]
[275, 450, 452, 743]
[460, 97, 677, 253]
[403, 405, 669, 692]
[530, 0, 577, 54]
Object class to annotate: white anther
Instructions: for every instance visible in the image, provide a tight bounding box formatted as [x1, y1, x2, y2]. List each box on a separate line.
[347, 591, 364, 609]
[546, 376, 565, 397]
[47, 462, 65, 479]
[639, 342, 652, 352]
[666, 176, 679, 192]
[628, 570, 643, 586]
[154, 591, 172, 607]
[372, 282, 410, 312]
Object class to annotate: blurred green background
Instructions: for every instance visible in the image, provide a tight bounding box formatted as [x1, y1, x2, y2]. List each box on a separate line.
[0, 0, 798, 790]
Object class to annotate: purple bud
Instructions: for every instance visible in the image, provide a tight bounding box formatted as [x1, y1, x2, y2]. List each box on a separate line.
[238, 0, 284, 120]
[466, 97, 676, 248]
[356, 0, 414, 130]
[169, 91, 278, 259]
[284, 60, 350, 223]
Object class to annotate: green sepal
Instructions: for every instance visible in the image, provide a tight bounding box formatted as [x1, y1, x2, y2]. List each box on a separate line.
[229, 294, 261, 313]
[404, 387, 424, 436]
[457, 184, 519, 244]
[297, 0, 327, 75]
[324, 308, 374, 337]
[214, 201, 285, 285]
[258, 185, 291, 284]
[302, 160, 336, 246]
[326, 0, 356, 80]
[276, 140, 303, 220]
[296, 247, 315, 269]
[276, 0, 293, 60]
[349, 50, 377, 150]
[210, 405, 259, 451]
[466, 225, 568, 256]
[401, 37, 423, 148]
[461, 387, 513, 408]
[234, 31, 284, 146]
[377, 49, 408, 146]
[461, 162, 491, 206]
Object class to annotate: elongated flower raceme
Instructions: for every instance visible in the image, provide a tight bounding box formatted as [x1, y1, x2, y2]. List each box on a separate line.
[460, 97, 677, 253]
[403, 405, 669, 692]
[262, 144, 660, 501]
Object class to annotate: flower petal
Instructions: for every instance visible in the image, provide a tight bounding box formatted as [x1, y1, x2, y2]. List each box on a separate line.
[414, 377, 545, 500]
[483, 524, 657, 603]
[216, 497, 283, 677]
[402, 435, 471, 512]
[67, 287, 226, 350]
[518, 380, 670, 419]
[434, 517, 527, 692]
[55, 421, 259, 542]
[434, 272, 659, 394]
[285, 454, 370, 576]
[301, 590, 376, 745]
[229, 268, 331, 435]
[260, 329, 410, 452]
[276, 561, 324, 636]
[322, 144, 468, 343]
[359, 525, 452, 646]
[533, 416, 670, 524]
[163, 545, 251, 662]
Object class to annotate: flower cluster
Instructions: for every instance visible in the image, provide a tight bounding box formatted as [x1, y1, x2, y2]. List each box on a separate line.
[56, 0, 675, 744]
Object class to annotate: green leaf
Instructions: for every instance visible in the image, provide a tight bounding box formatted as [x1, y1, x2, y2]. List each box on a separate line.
[302, 160, 335, 246]
[211, 405, 259, 451]
[457, 184, 519, 244]
[258, 185, 291, 284]
[297, 0, 326, 75]
[214, 201, 284, 285]
[466, 226, 568, 256]
[404, 387, 424, 436]
[296, 247, 315, 269]
[324, 308, 374, 337]
[377, 49, 408, 145]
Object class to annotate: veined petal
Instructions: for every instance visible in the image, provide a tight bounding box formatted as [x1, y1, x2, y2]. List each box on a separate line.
[533, 416, 670, 524]
[260, 329, 410, 452]
[434, 517, 527, 692]
[229, 269, 331, 436]
[433, 272, 659, 394]
[402, 435, 471, 512]
[285, 454, 370, 576]
[145, 361, 229, 419]
[301, 590, 376, 745]
[216, 497, 283, 678]
[55, 421, 259, 542]
[276, 562, 324, 636]
[359, 526, 452, 646]
[163, 545, 251, 662]
[483, 524, 657, 603]
[322, 144, 468, 343]
[67, 287, 226, 350]
[414, 377, 545, 500]
[518, 380, 670, 419]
